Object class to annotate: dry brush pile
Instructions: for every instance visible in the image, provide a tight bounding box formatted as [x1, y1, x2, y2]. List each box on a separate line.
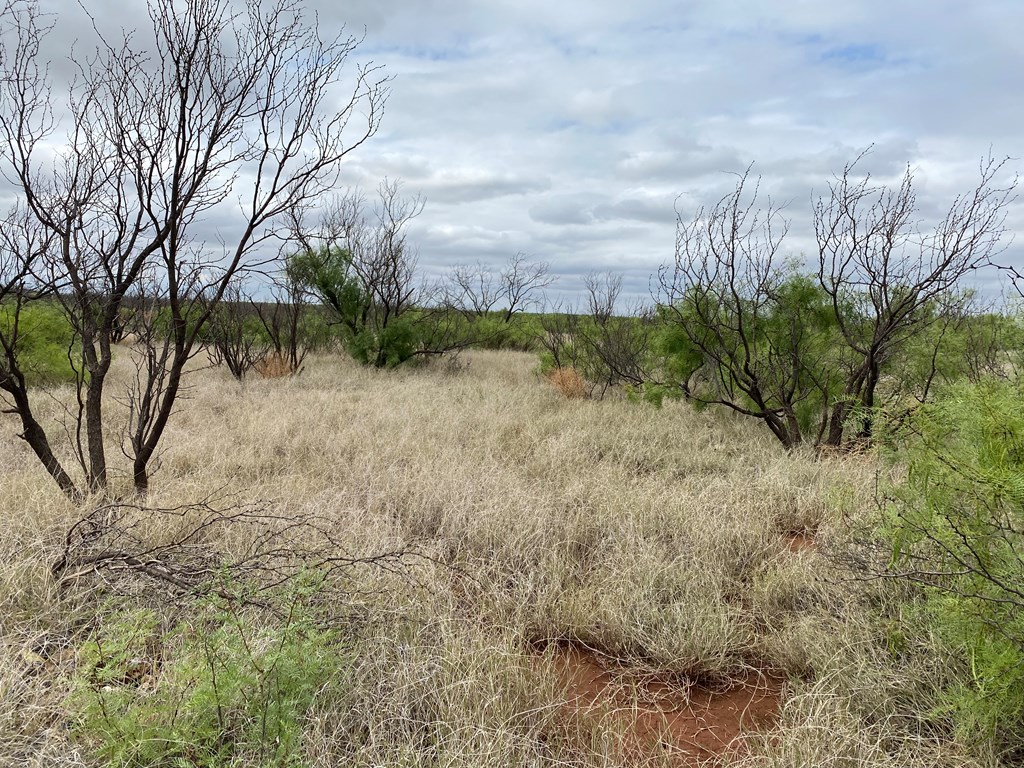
[0, 350, 989, 767]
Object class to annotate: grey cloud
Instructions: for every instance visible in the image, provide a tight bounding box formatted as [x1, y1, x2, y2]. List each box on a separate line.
[592, 198, 674, 225]
[529, 193, 673, 226]
[418, 172, 552, 205]
[615, 142, 745, 183]
[528, 196, 597, 226]
[340, 155, 551, 205]
[8, 0, 1023, 300]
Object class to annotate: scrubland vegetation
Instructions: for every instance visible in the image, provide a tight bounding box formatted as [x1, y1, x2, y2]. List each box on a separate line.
[0, 347, 1005, 767]
[4, 0, 1024, 765]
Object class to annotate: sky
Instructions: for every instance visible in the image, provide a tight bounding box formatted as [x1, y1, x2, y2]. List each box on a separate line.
[27, 0, 1024, 304]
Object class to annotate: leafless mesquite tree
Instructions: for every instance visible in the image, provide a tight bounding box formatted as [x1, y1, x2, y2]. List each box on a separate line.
[814, 153, 1017, 445]
[537, 301, 582, 373]
[0, 0, 387, 497]
[447, 253, 555, 322]
[577, 272, 658, 395]
[251, 272, 315, 375]
[204, 283, 270, 380]
[535, 275, 657, 399]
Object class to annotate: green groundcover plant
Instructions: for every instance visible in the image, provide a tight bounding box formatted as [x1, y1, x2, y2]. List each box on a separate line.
[72, 579, 345, 768]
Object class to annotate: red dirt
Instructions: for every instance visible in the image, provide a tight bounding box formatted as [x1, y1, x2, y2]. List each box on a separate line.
[781, 530, 817, 553]
[537, 642, 784, 766]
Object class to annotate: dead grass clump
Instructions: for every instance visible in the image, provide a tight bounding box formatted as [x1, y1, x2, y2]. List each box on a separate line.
[255, 351, 297, 378]
[546, 366, 588, 399]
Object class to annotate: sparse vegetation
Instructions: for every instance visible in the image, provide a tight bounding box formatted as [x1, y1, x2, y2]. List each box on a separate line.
[1, 0, 1022, 766]
[0, 347, 1015, 766]
[72, 583, 342, 768]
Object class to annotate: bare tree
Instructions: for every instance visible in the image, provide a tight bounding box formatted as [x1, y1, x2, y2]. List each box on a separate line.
[584, 271, 621, 327]
[0, 5, 83, 497]
[534, 276, 657, 399]
[576, 272, 658, 395]
[448, 262, 505, 319]
[204, 284, 270, 381]
[814, 153, 1016, 446]
[536, 301, 583, 373]
[501, 253, 555, 322]
[0, 0, 387, 496]
[250, 271, 315, 376]
[447, 253, 554, 322]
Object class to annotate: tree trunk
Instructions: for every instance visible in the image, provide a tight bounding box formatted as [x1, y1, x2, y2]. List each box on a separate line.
[857, 359, 881, 440]
[84, 371, 107, 490]
[824, 400, 849, 447]
[3, 381, 81, 500]
[131, 352, 186, 496]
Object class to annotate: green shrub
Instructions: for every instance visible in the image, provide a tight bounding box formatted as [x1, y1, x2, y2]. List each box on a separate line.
[348, 315, 419, 368]
[883, 378, 1024, 756]
[470, 314, 540, 352]
[0, 301, 79, 386]
[72, 583, 346, 767]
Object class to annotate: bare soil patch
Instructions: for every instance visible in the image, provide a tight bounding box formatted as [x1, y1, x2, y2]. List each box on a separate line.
[535, 641, 784, 766]
[781, 530, 817, 553]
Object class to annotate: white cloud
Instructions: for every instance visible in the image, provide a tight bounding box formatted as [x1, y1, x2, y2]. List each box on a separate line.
[18, 0, 1024, 300]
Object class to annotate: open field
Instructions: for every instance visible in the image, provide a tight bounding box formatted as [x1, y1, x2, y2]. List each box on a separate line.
[0, 350, 986, 767]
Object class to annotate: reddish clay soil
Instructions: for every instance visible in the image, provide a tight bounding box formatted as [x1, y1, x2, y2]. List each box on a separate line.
[537, 641, 785, 766]
[781, 530, 817, 553]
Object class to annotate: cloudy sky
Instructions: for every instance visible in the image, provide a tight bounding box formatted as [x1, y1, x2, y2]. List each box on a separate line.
[32, 0, 1024, 302]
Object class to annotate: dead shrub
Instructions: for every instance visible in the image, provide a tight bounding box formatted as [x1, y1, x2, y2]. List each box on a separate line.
[255, 351, 297, 379]
[547, 366, 588, 399]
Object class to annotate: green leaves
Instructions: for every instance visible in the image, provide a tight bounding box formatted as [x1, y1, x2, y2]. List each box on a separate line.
[659, 269, 843, 444]
[883, 379, 1024, 751]
[288, 247, 429, 369]
[72, 586, 346, 768]
[287, 247, 367, 336]
[0, 301, 80, 386]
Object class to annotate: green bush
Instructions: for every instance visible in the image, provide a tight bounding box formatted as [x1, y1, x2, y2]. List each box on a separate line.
[72, 583, 346, 767]
[470, 313, 540, 352]
[883, 378, 1024, 755]
[654, 271, 844, 444]
[348, 315, 419, 368]
[0, 301, 79, 386]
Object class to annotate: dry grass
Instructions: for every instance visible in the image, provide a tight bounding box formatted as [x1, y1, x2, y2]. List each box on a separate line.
[0, 349, 984, 766]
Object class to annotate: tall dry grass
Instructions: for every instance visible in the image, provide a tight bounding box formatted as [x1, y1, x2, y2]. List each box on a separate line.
[0, 349, 983, 766]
